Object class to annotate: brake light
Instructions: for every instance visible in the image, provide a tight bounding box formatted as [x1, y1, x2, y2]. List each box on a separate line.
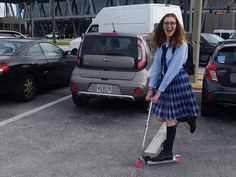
[76, 55, 81, 66]
[206, 63, 218, 82]
[71, 82, 78, 92]
[134, 88, 143, 95]
[137, 39, 147, 70]
[0, 64, 9, 73]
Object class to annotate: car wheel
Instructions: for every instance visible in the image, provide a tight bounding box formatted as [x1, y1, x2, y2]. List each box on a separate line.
[201, 99, 216, 116]
[16, 75, 37, 102]
[72, 92, 89, 106]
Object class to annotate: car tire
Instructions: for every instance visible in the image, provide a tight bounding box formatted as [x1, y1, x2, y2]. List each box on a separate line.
[72, 92, 89, 106]
[16, 75, 37, 102]
[201, 99, 216, 117]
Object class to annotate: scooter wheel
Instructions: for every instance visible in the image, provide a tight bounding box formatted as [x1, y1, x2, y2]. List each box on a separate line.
[135, 159, 144, 168]
[175, 155, 181, 163]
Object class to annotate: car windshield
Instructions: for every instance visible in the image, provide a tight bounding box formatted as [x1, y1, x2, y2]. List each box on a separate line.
[216, 47, 236, 65]
[229, 32, 236, 39]
[201, 33, 224, 44]
[0, 41, 24, 56]
[81, 35, 137, 58]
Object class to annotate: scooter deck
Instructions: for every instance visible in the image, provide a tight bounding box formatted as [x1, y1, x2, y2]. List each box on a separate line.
[146, 155, 181, 165]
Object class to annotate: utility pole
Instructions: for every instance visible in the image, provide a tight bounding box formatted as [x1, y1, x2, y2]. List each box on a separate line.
[192, 0, 202, 83]
[189, 0, 193, 32]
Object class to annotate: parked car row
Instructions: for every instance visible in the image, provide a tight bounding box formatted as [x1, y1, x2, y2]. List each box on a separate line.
[1, 29, 236, 117]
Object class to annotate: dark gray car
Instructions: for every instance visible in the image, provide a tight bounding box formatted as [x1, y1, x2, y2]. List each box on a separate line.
[201, 40, 236, 116]
[70, 32, 153, 108]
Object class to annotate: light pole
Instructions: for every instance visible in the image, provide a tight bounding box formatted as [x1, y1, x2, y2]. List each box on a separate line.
[192, 0, 202, 83]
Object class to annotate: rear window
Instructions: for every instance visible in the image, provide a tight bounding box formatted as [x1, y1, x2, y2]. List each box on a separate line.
[81, 35, 137, 58]
[0, 41, 24, 56]
[215, 47, 236, 65]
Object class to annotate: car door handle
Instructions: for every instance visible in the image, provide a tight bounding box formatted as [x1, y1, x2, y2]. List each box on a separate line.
[43, 70, 49, 74]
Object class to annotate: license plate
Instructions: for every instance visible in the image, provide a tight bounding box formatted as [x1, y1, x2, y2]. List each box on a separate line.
[96, 84, 112, 93]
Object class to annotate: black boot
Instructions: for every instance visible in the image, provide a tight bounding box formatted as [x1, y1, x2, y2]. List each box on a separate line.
[178, 116, 197, 134]
[150, 125, 176, 163]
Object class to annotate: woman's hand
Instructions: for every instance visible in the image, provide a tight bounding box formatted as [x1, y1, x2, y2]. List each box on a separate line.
[153, 90, 161, 103]
[145, 89, 153, 102]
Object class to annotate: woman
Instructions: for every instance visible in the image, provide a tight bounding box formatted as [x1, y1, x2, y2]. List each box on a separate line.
[145, 13, 199, 163]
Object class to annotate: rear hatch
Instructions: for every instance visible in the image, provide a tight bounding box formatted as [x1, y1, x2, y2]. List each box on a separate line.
[78, 34, 139, 80]
[214, 46, 236, 87]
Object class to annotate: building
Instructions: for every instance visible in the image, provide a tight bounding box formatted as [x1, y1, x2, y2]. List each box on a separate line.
[0, 0, 235, 37]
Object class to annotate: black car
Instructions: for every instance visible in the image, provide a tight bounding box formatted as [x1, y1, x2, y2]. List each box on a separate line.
[0, 38, 76, 101]
[201, 40, 236, 116]
[186, 33, 224, 65]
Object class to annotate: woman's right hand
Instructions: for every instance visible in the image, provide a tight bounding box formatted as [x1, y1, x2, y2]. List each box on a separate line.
[145, 89, 153, 102]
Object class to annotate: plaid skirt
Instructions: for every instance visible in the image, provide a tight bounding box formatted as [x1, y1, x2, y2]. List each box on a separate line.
[151, 69, 199, 120]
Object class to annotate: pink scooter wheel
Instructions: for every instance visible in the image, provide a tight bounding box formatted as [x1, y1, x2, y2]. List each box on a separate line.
[135, 159, 144, 168]
[175, 155, 181, 163]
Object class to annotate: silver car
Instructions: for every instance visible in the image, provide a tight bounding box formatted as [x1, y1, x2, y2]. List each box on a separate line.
[70, 32, 153, 107]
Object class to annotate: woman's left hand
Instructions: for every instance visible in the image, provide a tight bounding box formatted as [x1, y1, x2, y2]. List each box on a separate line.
[153, 91, 161, 103]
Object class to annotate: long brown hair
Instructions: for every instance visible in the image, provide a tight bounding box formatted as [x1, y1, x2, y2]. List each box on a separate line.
[152, 13, 185, 48]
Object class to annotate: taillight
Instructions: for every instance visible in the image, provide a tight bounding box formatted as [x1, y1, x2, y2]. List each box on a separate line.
[134, 88, 143, 95]
[76, 55, 81, 66]
[71, 82, 78, 92]
[0, 64, 10, 73]
[137, 39, 147, 70]
[206, 63, 218, 82]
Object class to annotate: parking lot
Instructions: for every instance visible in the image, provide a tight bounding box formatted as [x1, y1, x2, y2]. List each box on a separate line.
[0, 85, 236, 177]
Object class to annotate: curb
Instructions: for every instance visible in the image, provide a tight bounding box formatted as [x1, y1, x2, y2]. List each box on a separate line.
[191, 74, 203, 90]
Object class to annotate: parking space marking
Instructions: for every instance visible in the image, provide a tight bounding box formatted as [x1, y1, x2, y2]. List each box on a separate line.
[0, 95, 71, 127]
[145, 123, 166, 154]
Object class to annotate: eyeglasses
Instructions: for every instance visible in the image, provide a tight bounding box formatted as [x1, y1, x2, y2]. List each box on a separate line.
[163, 22, 176, 26]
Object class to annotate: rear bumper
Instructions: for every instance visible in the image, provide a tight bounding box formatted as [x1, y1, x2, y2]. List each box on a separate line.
[70, 69, 149, 102]
[78, 91, 135, 101]
[204, 80, 236, 105]
[210, 91, 236, 105]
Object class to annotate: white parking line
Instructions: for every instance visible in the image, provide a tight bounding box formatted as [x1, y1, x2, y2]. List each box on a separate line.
[145, 123, 166, 154]
[0, 95, 71, 127]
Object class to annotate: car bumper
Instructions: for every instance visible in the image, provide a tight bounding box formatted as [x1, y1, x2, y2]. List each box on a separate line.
[70, 70, 149, 102]
[204, 79, 236, 105]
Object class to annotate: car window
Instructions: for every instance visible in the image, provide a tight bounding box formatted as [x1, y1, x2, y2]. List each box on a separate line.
[82, 35, 137, 58]
[0, 41, 23, 56]
[26, 43, 44, 56]
[216, 47, 236, 65]
[201, 33, 224, 44]
[230, 32, 236, 39]
[40, 43, 63, 57]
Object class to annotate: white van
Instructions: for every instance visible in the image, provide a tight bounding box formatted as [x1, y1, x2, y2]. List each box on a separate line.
[69, 3, 183, 53]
